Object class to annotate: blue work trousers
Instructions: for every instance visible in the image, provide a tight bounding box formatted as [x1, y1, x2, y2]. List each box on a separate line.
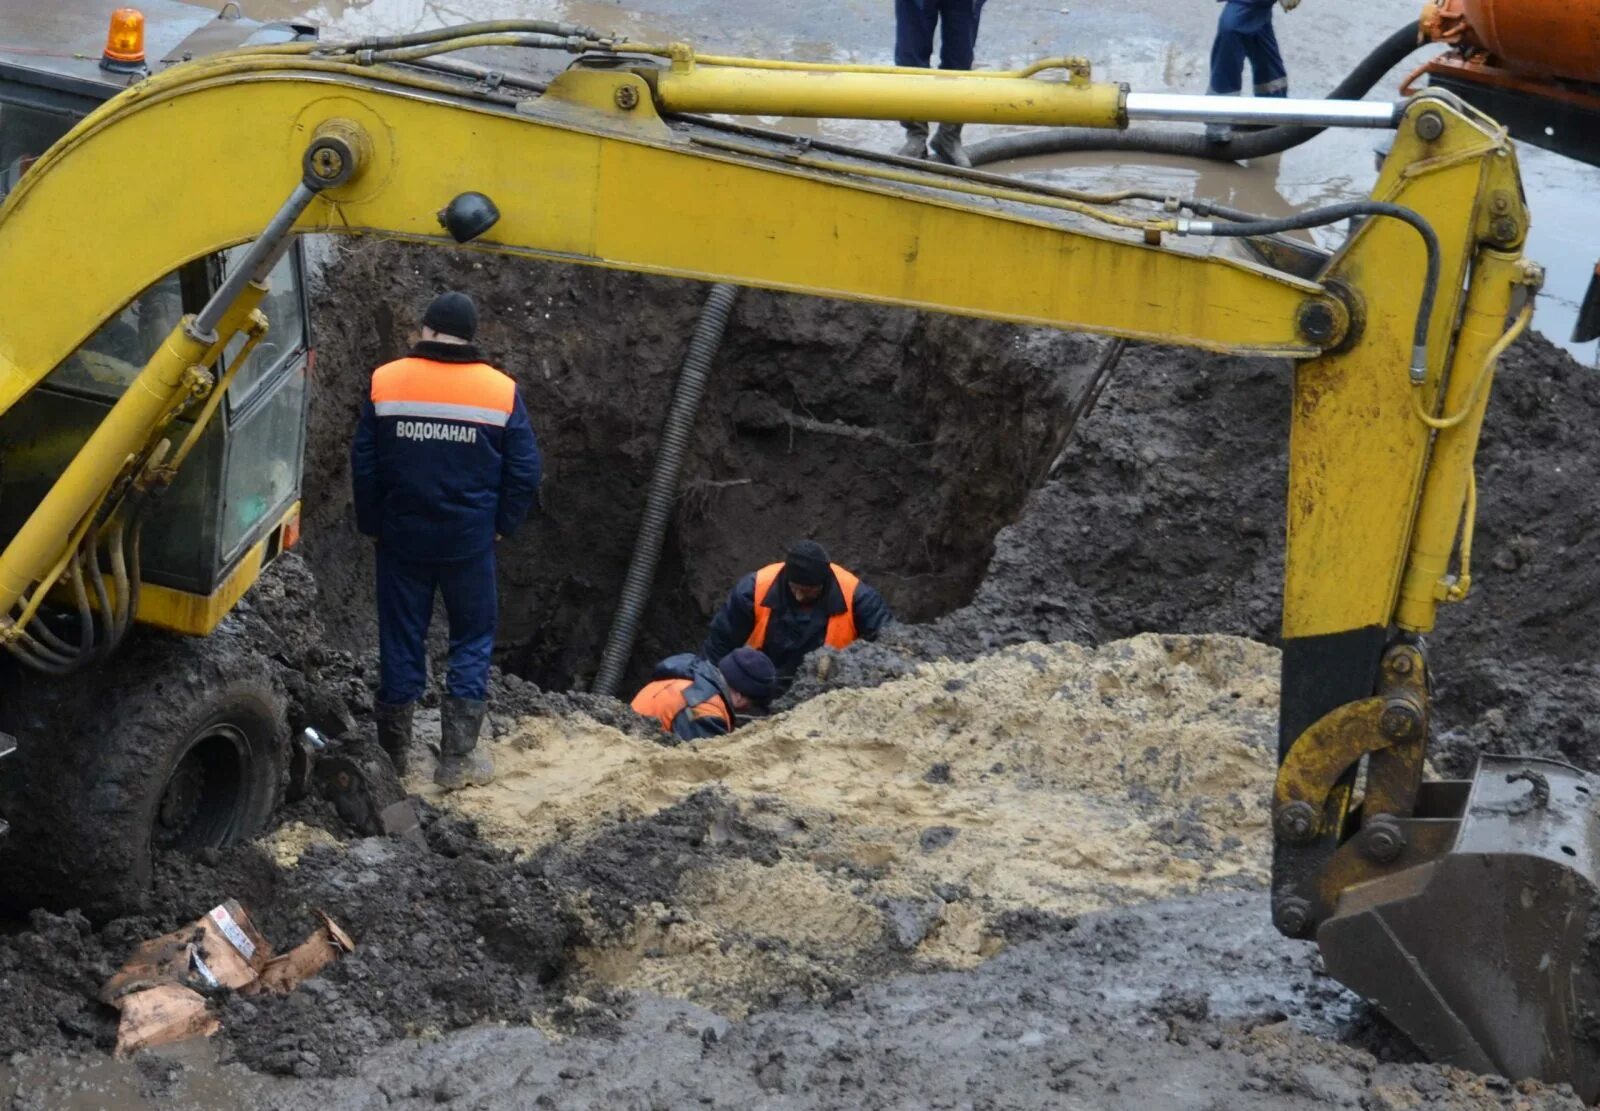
[376, 546, 498, 703]
[894, 0, 985, 71]
[1208, 2, 1288, 97]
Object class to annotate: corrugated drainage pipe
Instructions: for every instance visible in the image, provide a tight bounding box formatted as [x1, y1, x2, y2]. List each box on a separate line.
[592, 282, 741, 697]
[966, 21, 1423, 167]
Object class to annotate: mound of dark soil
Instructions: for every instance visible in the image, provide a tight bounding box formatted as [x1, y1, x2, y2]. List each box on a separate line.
[788, 331, 1600, 781]
[0, 787, 782, 1079]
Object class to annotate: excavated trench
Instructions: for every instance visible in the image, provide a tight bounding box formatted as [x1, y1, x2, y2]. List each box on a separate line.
[299, 241, 1103, 690]
[4, 238, 1600, 1108]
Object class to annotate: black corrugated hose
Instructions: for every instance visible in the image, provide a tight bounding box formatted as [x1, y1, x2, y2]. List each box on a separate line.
[966, 21, 1424, 167]
[592, 283, 741, 698]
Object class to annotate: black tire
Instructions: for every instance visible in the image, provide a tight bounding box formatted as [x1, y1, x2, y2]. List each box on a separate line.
[0, 631, 288, 918]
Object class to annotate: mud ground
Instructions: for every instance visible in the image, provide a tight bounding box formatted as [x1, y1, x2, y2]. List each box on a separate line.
[6, 0, 1600, 1102]
[4, 309, 1598, 1108]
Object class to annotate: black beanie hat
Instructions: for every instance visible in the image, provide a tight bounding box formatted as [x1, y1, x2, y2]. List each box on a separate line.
[719, 648, 778, 701]
[783, 539, 831, 587]
[422, 290, 478, 341]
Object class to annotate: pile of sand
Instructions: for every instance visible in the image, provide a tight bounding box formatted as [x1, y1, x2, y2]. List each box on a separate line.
[425, 633, 1280, 1013]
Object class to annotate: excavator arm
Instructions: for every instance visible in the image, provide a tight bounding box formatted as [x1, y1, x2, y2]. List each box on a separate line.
[0, 24, 1583, 1094]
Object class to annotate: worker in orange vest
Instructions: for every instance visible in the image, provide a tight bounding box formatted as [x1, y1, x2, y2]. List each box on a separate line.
[631, 647, 778, 741]
[701, 540, 893, 683]
[351, 291, 541, 790]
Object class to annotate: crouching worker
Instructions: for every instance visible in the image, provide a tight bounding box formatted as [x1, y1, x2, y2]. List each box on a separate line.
[632, 647, 777, 741]
[702, 540, 893, 684]
[350, 291, 542, 790]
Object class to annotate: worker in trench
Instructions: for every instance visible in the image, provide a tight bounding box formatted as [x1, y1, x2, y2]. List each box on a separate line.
[1204, 0, 1299, 144]
[632, 646, 779, 741]
[702, 540, 894, 688]
[351, 291, 543, 789]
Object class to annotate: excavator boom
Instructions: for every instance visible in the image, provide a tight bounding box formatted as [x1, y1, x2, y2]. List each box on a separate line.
[0, 20, 1592, 1095]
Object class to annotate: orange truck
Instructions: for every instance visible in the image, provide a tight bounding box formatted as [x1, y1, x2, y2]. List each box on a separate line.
[1416, 0, 1600, 337]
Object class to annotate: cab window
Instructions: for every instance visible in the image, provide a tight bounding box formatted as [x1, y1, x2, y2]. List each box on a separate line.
[222, 246, 307, 407]
[48, 276, 187, 397]
[0, 99, 65, 196]
[2, 98, 191, 399]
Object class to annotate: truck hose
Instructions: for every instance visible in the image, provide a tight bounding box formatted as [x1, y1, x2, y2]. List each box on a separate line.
[967, 21, 1424, 167]
[592, 283, 741, 698]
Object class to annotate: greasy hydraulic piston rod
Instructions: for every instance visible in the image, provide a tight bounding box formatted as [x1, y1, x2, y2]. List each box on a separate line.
[645, 60, 1402, 130]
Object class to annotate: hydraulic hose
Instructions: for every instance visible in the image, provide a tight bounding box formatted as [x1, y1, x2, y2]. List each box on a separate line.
[967, 20, 1424, 167]
[1182, 200, 1441, 380]
[341, 20, 598, 51]
[592, 283, 741, 698]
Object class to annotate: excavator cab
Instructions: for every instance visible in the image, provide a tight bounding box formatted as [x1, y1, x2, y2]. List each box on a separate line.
[0, 2, 321, 913]
[0, 5, 315, 634]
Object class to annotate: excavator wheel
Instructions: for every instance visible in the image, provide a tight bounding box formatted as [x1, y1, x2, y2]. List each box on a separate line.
[0, 630, 288, 918]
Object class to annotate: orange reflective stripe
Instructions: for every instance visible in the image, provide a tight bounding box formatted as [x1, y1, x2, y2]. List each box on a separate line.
[746, 562, 784, 650]
[747, 561, 860, 651]
[629, 678, 730, 734]
[630, 678, 692, 733]
[370, 357, 516, 415]
[825, 563, 860, 649]
[688, 698, 733, 729]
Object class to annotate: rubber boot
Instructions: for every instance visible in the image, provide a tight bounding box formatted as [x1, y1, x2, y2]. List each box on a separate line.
[435, 695, 493, 791]
[929, 123, 972, 169]
[896, 121, 930, 159]
[375, 700, 415, 777]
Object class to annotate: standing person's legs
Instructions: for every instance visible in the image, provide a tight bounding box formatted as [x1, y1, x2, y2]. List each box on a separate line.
[1205, 1, 1254, 142]
[1207, 1, 1252, 96]
[376, 547, 437, 704]
[434, 548, 499, 788]
[928, 0, 984, 166]
[439, 549, 498, 701]
[1243, 13, 1288, 97]
[935, 0, 982, 70]
[894, 0, 938, 67]
[375, 547, 437, 774]
[894, 0, 939, 157]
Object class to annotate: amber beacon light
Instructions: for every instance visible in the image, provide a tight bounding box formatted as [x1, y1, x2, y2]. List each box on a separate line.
[100, 8, 147, 72]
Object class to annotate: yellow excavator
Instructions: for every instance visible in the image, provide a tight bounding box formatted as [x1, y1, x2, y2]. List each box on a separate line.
[0, 1, 1590, 1095]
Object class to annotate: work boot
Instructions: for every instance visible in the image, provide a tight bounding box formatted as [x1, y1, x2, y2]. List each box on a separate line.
[896, 121, 930, 159]
[435, 695, 493, 791]
[929, 123, 972, 169]
[374, 700, 415, 777]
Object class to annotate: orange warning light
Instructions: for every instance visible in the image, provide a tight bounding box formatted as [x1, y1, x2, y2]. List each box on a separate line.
[102, 8, 146, 65]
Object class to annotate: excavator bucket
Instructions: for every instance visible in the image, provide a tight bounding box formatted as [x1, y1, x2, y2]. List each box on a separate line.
[1318, 755, 1600, 1100]
[1575, 262, 1600, 344]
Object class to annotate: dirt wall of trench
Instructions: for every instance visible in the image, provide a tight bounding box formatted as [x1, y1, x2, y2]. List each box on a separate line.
[299, 241, 1101, 689]
[791, 330, 1600, 777]
[303, 240, 1600, 762]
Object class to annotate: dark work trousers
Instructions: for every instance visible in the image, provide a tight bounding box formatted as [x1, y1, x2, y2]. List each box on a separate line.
[376, 546, 498, 704]
[1208, 2, 1288, 97]
[894, 0, 985, 71]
